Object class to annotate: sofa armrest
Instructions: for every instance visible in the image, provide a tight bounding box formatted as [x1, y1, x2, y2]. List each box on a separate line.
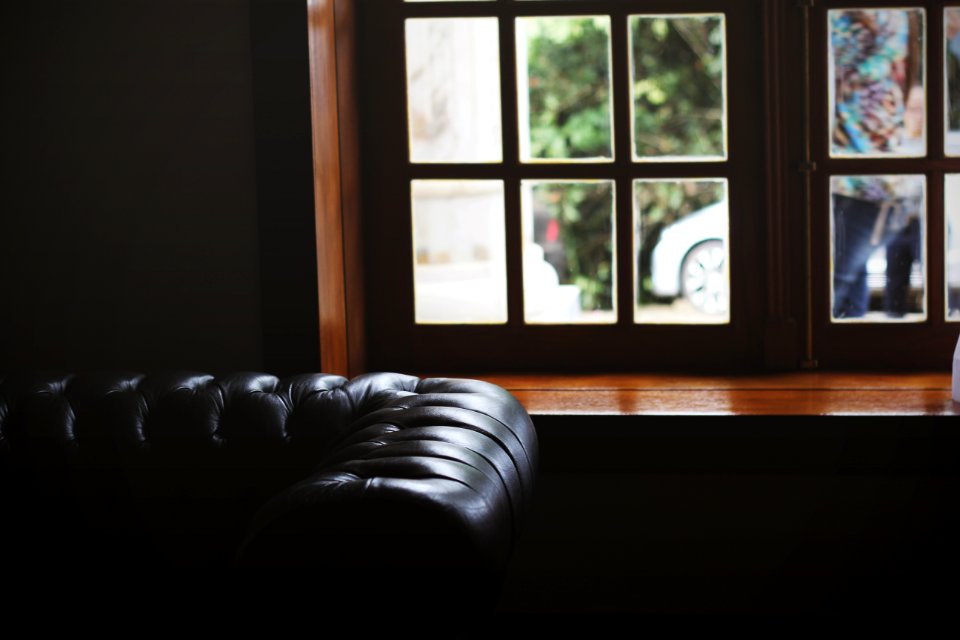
[236, 373, 538, 581]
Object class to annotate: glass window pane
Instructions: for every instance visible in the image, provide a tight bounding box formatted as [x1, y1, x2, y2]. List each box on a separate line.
[405, 18, 502, 163]
[411, 180, 507, 324]
[946, 8, 960, 155]
[629, 15, 727, 162]
[830, 175, 926, 322]
[634, 180, 729, 323]
[829, 9, 926, 158]
[521, 181, 616, 323]
[947, 175, 960, 319]
[516, 16, 613, 162]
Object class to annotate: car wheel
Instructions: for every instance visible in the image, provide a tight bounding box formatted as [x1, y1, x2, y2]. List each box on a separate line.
[680, 240, 727, 315]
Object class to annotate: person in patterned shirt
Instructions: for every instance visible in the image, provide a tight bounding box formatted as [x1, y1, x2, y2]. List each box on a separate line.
[831, 9, 910, 155]
[830, 9, 924, 319]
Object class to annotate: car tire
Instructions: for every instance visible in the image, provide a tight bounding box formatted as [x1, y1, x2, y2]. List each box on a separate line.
[680, 239, 727, 315]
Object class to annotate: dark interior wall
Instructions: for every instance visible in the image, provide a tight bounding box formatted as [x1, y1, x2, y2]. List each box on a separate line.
[502, 415, 960, 618]
[0, 0, 317, 375]
[249, 0, 321, 376]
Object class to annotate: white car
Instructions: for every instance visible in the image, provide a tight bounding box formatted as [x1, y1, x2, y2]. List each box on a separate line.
[649, 202, 729, 315]
[649, 201, 923, 315]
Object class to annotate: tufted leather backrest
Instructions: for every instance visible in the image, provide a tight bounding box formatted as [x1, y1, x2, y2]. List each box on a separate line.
[0, 371, 538, 573]
[0, 371, 368, 455]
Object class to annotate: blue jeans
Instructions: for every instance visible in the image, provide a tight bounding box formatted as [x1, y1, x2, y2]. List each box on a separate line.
[883, 216, 920, 317]
[832, 194, 915, 319]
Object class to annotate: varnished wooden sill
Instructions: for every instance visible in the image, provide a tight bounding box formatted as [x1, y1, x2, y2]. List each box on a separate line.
[472, 372, 958, 416]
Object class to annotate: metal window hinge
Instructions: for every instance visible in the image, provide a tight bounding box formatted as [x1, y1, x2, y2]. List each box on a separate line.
[798, 161, 817, 174]
[797, 0, 816, 8]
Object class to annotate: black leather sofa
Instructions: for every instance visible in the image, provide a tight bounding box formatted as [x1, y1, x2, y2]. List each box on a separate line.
[0, 371, 537, 620]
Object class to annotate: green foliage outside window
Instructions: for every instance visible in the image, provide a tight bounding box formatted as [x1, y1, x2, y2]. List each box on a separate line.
[532, 182, 614, 313]
[525, 16, 725, 309]
[526, 17, 612, 160]
[631, 16, 724, 158]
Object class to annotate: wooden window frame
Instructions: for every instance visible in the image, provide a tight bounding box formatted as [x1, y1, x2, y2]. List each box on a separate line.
[353, 0, 768, 373]
[309, 0, 958, 375]
[309, 0, 365, 376]
[808, 0, 960, 369]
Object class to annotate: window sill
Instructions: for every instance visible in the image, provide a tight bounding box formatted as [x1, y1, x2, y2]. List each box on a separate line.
[475, 372, 957, 417]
